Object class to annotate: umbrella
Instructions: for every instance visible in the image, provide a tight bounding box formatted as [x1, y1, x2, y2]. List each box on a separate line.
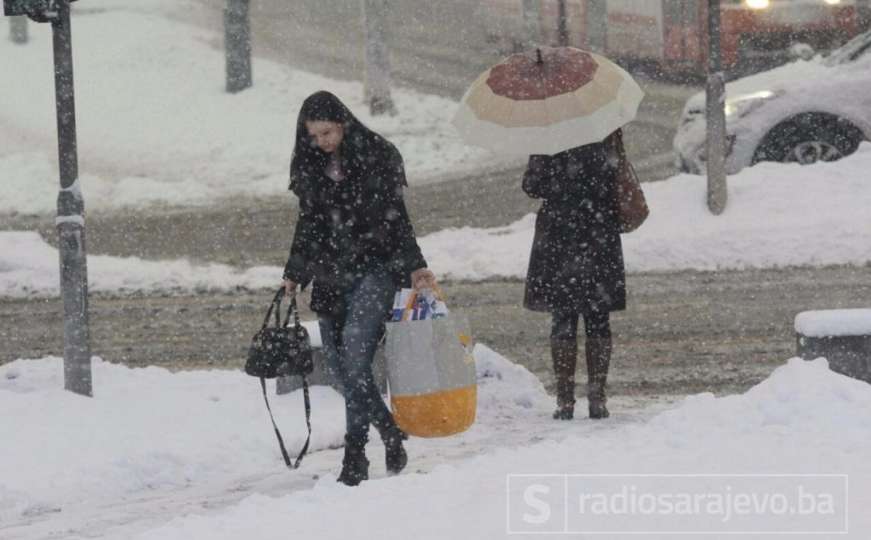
[452, 46, 644, 156]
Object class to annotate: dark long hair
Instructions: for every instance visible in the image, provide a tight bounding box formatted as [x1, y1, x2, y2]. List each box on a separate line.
[289, 91, 396, 193]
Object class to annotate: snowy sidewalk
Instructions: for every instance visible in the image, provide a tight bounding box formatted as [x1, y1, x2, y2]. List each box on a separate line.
[0, 346, 670, 539]
[3, 350, 870, 539]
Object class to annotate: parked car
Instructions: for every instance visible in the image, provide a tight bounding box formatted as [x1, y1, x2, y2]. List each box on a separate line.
[674, 29, 871, 175]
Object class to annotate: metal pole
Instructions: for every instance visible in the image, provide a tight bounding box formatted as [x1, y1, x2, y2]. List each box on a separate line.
[557, 0, 569, 47]
[362, 0, 395, 115]
[52, 0, 92, 396]
[705, 0, 727, 215]
[10, 14, 27, 44]
[521, 0, 542, 50]
[858, 0, 871, 32]
[224, 0, 252, 93]
[585, 0, 607, 53]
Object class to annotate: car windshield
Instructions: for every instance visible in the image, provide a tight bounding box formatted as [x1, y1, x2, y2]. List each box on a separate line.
[823, 30, 871, 67]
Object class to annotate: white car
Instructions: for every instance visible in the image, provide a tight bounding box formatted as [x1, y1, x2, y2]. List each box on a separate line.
[674, 30, 871, 175]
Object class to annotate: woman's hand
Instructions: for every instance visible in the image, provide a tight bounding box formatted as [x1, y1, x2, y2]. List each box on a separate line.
[283, 278, 297, 298]
[410, 268, 436, 291]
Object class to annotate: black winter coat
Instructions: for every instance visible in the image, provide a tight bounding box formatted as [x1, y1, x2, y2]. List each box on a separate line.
[522, 142, 626, 315]
[283, 143, 427, 316]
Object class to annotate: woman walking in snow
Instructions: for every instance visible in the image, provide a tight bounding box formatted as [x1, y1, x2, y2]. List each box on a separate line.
[282, 91, 436, 486]
[522, 129, 628, 421]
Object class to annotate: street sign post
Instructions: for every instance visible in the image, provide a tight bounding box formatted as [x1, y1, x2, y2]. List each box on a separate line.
[4, 0, 92, 396]
[4, 0, 74, 21]
[706, 0, 728, 215]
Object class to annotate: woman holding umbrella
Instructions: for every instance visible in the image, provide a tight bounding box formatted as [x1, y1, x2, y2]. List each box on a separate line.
[283, 91, 436, 485]
[453, 47, 645, 420]
[521, 131, 627, 420]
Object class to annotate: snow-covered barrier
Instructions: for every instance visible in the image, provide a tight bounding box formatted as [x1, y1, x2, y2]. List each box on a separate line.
[795, 309, 871, 383]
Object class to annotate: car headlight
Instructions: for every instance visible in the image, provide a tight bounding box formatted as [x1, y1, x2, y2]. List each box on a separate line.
[745, 0, 770, 9]
[724, 90, 778, 119]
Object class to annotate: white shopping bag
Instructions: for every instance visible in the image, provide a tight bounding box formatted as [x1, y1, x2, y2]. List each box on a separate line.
[384, 304, 475, 437]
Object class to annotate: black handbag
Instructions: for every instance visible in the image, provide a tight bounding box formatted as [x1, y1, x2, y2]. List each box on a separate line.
[245, 288, 313, 469]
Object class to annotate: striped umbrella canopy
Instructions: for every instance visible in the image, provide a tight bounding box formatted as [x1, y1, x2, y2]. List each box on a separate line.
[452, 46, 644, 156]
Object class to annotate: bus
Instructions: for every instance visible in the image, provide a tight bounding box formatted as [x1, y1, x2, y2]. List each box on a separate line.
[478, 0, 864, 74]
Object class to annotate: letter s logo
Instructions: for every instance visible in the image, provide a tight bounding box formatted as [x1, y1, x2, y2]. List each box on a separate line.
[523, 484, 552, 524]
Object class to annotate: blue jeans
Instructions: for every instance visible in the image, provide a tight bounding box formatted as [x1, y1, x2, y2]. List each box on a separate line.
[318, 269, 398, 443]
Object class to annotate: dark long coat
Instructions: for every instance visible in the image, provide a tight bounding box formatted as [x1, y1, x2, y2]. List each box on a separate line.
[522, 141, 626, 315]
[283, 142, 426, 317]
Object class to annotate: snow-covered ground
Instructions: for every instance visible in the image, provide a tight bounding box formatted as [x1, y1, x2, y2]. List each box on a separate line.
[4, 2, 871, 538]
[0, 0, 508, 215]
[0, 344, 627, 538]
[795, 309, 871, 338]
[3, 143, 871, 298]
[3, 349, 869, 539]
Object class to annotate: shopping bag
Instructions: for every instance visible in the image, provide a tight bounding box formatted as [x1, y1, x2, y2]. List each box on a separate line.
[384, 312, 476, 437]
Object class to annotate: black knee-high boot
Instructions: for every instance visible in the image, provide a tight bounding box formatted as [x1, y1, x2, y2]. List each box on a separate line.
[586, 336, 612, 419]
[551, 337, 578, 420]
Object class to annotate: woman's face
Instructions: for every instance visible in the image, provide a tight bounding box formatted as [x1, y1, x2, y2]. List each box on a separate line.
[305, 120, 344, 154]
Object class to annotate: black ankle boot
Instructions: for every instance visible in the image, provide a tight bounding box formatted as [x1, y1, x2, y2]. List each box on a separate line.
[552, 406, 574, 420]
[337, 435, 369, 486]
[383, 428, 408, 475]
[587, 384, 611, 420]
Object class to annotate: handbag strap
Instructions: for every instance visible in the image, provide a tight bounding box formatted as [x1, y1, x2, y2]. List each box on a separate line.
[611, 128, 628, 162]
[281, 295, 301, 330]
[625, 160, 641, 186]
[609, 129, 641, 189]
[259, 375, 312, 469]
[261, 288, 303, 330]
[261, 287, 285, 329]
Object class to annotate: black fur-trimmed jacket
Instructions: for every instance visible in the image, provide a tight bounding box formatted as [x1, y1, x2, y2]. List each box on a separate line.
[283, 143, 426, 316]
